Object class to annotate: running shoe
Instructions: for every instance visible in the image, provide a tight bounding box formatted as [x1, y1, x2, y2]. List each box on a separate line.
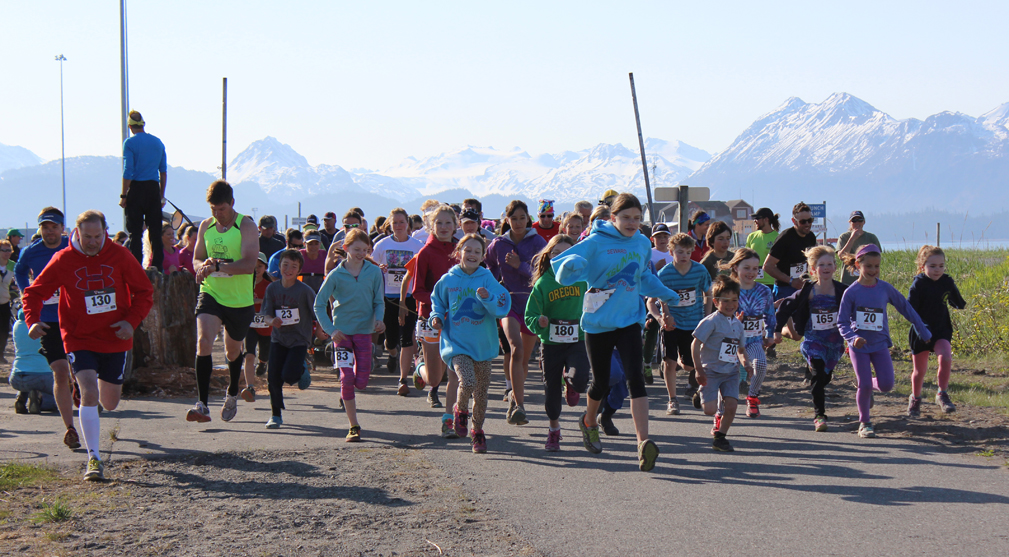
[397, 379, 410, 397]
[638, 439, 660, 471]
[83, 457, 105, 482]
[64, 426, 81, 449]
[578, 413, 603, 454]
[564, 378, 580, 407]
[28, 390, 42, 415]
[387, 354, 398, 374]
[221, 395, 238, 422]
[907, 394, 922, 418]
[643, 365, 654, 385]
[186, 402, 211, 423]
[441, 415, 458, 439]
[413, 369, 426, 390]
[72, 381, 81, 409]
[599, 413, 619, 436]
[471, 429, 487, 453]
[14, 392, 28, 414]
[692, 391, 702, 409]
[858, 422, 875, 438]
[240, 386, 256, 403]
[712, 435, 734, 452]
[265, 415, 283, 429]
[765, 345, 777, 360]
[428, 390, 443, 409]
[346, 425, 362, 442]
[813, 415, 828, 432]
[255, 361, 267, 377]
[936, 391, 956, 413]
[502, 387, 512, 402]
[711, 413, 722, 436]
[453, 406, 469, 438]
[545, 428, 562, 452]
[746, 396, 760, 418]
[298, 368, 312, 390]
[666, 398, 680, 416]
[511, 405, 528, 426]
[506, 393, 518, 424]
[339, 398, 345, 410]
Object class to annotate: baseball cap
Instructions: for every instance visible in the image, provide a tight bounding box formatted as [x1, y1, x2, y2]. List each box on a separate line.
[461, 209, 480, 222]
[849, 210, 865, 222]
[259, 215, 277, 229]
[753, 207, 775, 220]
[304, 230, 322, 243]
[651, 223, 671, 236]
[257, 252, 268, 265]
[599, 189, 619, 205]
[306, 214, 319, 226]
[324, 211, 337, 221]
[6, 229, 24, 238]
[38, 209, 64, 226]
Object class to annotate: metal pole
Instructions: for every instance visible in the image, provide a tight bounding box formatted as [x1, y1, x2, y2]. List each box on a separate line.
[936, 223, 940, 247]
[628, 73, 655, 224]
[119, 0, 128, 145]
[56, 55, 67, 218]
[298, 202, 302, 230]
[823, 200, 827, 246]
[678, 185, 689, 235]
[222, 77, 227, 180]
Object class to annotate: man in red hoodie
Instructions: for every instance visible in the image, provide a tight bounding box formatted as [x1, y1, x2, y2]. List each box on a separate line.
[23, 210, 154, 482]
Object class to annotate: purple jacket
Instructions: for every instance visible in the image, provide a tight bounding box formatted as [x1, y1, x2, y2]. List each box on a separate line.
[485, 228, 548, 313]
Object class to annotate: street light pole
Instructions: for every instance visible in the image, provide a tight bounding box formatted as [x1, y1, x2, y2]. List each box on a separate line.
[55, 54, 67, 218]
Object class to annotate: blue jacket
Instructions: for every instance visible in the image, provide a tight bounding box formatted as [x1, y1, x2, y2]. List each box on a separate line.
[314, 260, 384, 336]
[122, 132, 167, 181]
[11, 312, 48, 376]
[14, 236, 69, 323]
[431, 265, 511, 365]
[551, 221, 677, 334]
[267, 249, 283, 280]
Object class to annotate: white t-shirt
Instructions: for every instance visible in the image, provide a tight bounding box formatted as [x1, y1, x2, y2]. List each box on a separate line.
[651, 248, 671, 272]
[411, 229, 430, 243]
[372, 235, 425, 297]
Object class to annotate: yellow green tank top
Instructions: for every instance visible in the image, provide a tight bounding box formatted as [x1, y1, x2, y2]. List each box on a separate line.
[200, 212, 253, 308]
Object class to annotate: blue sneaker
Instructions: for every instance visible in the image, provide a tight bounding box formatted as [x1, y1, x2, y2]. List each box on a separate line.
[266, 415, 283, 429]
[298, 368, 312, 390]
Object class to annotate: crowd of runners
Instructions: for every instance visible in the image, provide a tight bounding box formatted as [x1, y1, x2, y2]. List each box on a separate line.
[4, 112, 968, 480]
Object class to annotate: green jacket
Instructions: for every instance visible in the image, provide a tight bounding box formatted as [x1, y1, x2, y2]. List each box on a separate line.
[525, 266, 587, 345]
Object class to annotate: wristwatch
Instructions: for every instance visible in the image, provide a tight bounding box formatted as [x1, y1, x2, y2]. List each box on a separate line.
[215, 260, 221, 273]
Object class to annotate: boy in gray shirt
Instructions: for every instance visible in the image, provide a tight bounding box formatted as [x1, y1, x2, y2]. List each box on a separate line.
[261, 249, 318, 429]
[692, 275, 754, 452]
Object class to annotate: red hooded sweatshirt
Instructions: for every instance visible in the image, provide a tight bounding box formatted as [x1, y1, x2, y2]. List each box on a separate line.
[23, 230, 154, 354]
[411, 233, 457, 318]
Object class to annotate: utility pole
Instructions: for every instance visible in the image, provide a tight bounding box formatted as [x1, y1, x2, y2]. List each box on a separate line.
[119, 0, 129, 145]
[629, 73, 655, 224]
[55, 54, 67, 218]
[222, 77, 227, 180]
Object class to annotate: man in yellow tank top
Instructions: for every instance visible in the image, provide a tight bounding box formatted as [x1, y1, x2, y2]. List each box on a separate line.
[185, 180, 260, 424]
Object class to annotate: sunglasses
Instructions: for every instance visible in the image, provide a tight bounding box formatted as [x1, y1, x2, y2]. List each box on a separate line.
[344, 223, 360, 229]
[797, 218, 814, 225]
[851, 219, 864, 223]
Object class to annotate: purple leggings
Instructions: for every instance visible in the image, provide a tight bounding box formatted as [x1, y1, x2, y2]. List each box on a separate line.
[337, 334, 373, 401]
[849, 348, 894, 423]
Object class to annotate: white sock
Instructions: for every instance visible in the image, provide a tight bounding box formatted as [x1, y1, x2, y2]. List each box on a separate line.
[505, 379, 513, 390]
[549, 426, 560, 432]
[78, 405, 101, 461]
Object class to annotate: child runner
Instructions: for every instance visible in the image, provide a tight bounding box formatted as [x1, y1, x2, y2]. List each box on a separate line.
[552, 193, 679, 471]
[431, 233, 511, 453]
[314, 229, 385, 441]
[243, 253, 272, 398]
[721, 248, 775, 418]
[652, 233, 712, 414]
[525, 234, 590, 451]
[838, 244, 931, 438]
[699, 221, 734, 280]
[691, 275, 754, 452]
[486, 200, 547, 426]
[687, 210, 711, 262]
[774, 245, 847, 431]
[907, 246, 966, 416]
[261, 249, 317, 429]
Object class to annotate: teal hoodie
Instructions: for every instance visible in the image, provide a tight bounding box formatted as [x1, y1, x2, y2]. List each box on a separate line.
[431, 265, 511, 365]
[551, 221, 678, 334]
[314, 260, 384, 336]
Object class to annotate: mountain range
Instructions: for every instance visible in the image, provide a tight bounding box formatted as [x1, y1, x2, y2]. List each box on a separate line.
[1, 92, 1006, 236]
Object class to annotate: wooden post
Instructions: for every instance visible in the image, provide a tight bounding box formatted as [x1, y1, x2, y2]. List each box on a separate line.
[128, 269, 198, 382]
[936, 222, 941, 247]
[628, 73, 656, 224]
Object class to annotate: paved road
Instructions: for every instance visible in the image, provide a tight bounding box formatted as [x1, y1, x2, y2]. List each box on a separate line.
[3, 362, 1008, 556]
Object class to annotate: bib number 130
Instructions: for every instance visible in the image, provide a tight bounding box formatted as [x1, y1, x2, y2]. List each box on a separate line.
[84, 289, 117, 315]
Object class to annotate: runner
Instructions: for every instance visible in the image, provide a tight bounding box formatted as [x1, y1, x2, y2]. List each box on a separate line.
[774, 245, 847, 432]
[762, 202, 817, 301]
[319, 211, 339, 251]
[687, 211, 711, 262]
[8, 228, 24, 261]
[525, 234, 589, 451]
[461, 198, 496, 240]
[372, 208, 424, 396]
[641, 223, 673, 386]
[907, 246, 967, 416]
[314, 229, 385, 441]
[299, 229, 326, 293]
[186, 180, 259, 424]
[486, 200, 547, 426]
[652, 232, 712, 414]
[720, 248, 775, 418]
[258, 216, 286, 259]
[649, 224, 672, 271]
[838, 244, 931, 438]
[261, 249, 317, 429]
[691, 275, 754, 452]
[0, 239, 16, 361]
[573, 200, 593, 224]
[23, 210, 154, 480]
[454, 209, 486, 241]
[431, 233, 510, 453]
[562, 213, 584, 240]
[700, 220, 734, 279]
[268, 229, 304, 279]
[532, 200, 560, 242]
[837, 211, 882, 285]
[745, 208, 780, 288]
[243, 253, 272, 391]
[14, 207, 75, 447]
[552, 193, 679, 471]
[120, 110, 167, 271]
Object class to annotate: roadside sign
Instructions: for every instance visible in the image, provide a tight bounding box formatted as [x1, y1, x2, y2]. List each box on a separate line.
[808, 204, 826, 218]
[292, 217, 308, 226]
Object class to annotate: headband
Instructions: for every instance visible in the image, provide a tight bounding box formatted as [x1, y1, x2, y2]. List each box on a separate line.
[855, 244, 881, 258]
[127, 114, 145, 127]
[692, 213, 711, 226]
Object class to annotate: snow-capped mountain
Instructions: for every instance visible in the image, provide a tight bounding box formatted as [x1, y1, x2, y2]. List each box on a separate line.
[0, 142, 43, 175]
[685, 93, 1009, 213]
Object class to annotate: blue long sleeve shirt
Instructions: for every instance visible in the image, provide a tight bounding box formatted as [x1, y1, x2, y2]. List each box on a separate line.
[838, 279, 931, 353]
[122, 132, 167, 181]
[14, 237, 69, 323]
[314, 260, 384, 336]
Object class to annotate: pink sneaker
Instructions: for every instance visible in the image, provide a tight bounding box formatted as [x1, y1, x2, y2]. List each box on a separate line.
[471, 430, 487, 453]
[710, 413, 722, 436]
[545, 428, 562, 452]
[453, 405, 469, 438]
[564, 377, 580, 407]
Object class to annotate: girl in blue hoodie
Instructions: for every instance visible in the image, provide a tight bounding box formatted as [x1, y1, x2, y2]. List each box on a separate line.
[551, 194, 680, 472]
[431, 234, 511, 453]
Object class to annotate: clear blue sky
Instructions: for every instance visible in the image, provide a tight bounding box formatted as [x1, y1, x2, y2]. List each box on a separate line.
[2, 1, 1006, 173]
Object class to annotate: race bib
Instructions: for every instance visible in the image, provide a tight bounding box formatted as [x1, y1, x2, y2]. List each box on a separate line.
[856, 306, 884, 332]
[44, 290, 60, 305]
[742, 316, 764, 338]
[718, 338, 740, 363]
[790, 263, 807, 280]
[335, 347, 355, 369]
[416, 318, 440, 343]
[84, 288, 117, 315]
[385, 269, 406, 291]
[810, 309, 838, 331]
[756, 268, 765, 280]
[275, 307, 300, 326]
[584, 288, 615, 314]
[250, 314, 272, 329]
[675, 288, 697, 307]
[548, 319, 579, 343]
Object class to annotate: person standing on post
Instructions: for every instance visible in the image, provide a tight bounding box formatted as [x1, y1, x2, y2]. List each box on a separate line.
[837, 211, 882, 286]
[186, 180, 260, 424]
[762, 202, 818, 301]
[120, 110, 167, 271]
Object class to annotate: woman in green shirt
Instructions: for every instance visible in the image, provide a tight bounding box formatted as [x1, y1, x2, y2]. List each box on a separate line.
[837, 211, 881, 285]
[745, 207, 780, 287]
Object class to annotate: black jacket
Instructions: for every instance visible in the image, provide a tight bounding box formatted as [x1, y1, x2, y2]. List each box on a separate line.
[775, 279, 847, 339]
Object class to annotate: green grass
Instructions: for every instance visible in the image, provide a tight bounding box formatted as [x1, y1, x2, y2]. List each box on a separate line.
[32, 500, 73, 523]
[0, 461, 62, 491]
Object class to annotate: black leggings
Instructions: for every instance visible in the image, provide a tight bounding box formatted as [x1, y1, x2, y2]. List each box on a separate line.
[268, 343, 308, 416]
[541, 342, 591, 421]
[124, 179, 164, 271]
[810, 358, 833, 417]
[586, 324, 645, 401]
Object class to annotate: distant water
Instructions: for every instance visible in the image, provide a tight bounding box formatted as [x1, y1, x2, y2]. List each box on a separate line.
[879, 239, 1009, 251]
